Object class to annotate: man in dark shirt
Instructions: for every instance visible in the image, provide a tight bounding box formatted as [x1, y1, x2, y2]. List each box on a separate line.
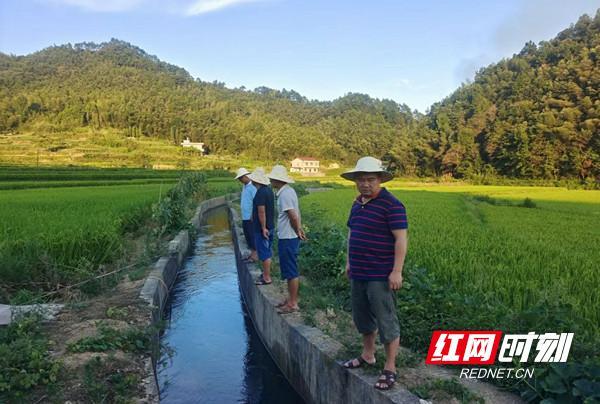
[340, 156, 408, 391]
[248, 168, 275, 285]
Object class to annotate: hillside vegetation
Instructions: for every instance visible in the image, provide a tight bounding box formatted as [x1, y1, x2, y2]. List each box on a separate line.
[0, 12, 598, 183]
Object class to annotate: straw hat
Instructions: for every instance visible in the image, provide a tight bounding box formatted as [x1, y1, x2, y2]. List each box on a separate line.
[340, 156, 393, 182]
[267, 165, 295, 183]
[234, 167, 251, 179]
[248, 168, 270, 186]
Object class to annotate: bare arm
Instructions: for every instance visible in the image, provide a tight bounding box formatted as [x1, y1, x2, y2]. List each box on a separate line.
[388, 228, 408, 290]
[285, 209, 306, 240]
[258, 205, 268, 238]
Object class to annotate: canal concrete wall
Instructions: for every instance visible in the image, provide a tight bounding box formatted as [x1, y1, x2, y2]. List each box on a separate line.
[139, 193, 237, 402]
[227, 205, 421, 404]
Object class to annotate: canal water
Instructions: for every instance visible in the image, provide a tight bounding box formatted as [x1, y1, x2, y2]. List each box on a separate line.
[158, 208, 304, 404]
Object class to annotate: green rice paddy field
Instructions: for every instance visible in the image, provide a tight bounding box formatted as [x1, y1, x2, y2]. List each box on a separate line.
[2, 167, 599, 346]
[0, 167, 238, 302]
[301, 184, 600, 344]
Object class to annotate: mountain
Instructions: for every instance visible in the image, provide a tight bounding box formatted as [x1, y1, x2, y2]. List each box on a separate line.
[1, 11, 599, 183]
[0, 39, 415, 163]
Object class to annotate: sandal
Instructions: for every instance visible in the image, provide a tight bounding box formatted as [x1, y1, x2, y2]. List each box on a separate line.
[277, 305, 299, 314]
[255, 275, 272, 285]
[374, 370, 396, 390]
[342, 355, 376, 369]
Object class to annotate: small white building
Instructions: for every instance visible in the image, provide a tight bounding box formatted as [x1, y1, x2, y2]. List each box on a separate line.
[291, 157, 321, 175]
[181, 137, 205, 154]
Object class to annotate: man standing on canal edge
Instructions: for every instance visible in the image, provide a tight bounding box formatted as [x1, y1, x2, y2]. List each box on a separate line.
[248, 168, 275, 285]
[267, 165, 306, 314]
[340, 156, 408, 391]
[235, 167, 257, 262]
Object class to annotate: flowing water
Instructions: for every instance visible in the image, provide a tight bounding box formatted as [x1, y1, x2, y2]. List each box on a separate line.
[158, 207, 304, 404]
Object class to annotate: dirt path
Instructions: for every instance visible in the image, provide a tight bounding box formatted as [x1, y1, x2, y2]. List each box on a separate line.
[33, 277, 157, 403]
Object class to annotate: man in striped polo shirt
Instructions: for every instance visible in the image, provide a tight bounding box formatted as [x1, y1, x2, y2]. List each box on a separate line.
[341, 156, 408, 391]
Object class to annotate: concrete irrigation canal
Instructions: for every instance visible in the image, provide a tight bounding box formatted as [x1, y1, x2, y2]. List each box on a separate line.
[157, 207, 304, 403]
[140, 195, 423, 404]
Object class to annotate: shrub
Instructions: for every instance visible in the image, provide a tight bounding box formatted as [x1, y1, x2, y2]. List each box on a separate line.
[0, 315, 61, 401]
[68, 323, 152, 354]
[152, 172, 207, 235]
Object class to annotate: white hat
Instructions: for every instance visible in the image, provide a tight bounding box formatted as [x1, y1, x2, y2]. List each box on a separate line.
[235, 167, 251, 179]
[340, 156, 393, 182]
[248, 168, 270, 186]
[267, 165, 295, 183]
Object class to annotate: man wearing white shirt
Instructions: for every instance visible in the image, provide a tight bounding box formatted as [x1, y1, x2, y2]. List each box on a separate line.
[267, 165, 306, 314]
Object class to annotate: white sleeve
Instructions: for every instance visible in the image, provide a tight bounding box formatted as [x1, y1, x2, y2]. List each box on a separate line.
[279, 190, 296, 212]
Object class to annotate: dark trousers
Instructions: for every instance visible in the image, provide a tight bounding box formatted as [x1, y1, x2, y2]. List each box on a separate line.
[242, 220, 255, 250]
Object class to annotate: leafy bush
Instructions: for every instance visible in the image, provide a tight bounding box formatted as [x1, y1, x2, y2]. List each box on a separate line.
[299, 205, 346, 285]
[290, 182, 309, 197]
[0, 315, 61, 401]
[68, 323, 152, 354]
[152, 171, 207, 235]
[519, 363, 600, 403]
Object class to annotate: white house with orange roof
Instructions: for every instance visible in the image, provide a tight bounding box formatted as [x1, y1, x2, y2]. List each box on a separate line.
[290, 157, 321, 176]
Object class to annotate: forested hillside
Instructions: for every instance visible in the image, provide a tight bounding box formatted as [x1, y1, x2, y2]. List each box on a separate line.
[414, 11, 600, 181]
[0, 40, 415, 163]
[1, 11, 598, 182]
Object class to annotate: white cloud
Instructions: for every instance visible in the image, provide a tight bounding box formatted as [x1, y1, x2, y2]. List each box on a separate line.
[44, 0, 269, 14]
[185, 0, 265, 15]
[45, 0, 146, 12]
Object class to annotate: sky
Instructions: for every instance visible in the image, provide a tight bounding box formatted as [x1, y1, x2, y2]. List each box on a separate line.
[1, 0, 599, 112]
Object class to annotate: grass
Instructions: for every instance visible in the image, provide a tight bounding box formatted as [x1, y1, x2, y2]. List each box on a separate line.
[301, 185, 600, 333]
[0, 164, 239, 303]
[298, 183, 600, 401]
[0, 183, 172, 298]
[410, 378, 485, 403]
[82, 355, 140, 403]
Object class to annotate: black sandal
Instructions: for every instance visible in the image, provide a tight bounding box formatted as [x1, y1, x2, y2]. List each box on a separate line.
[342, 356, 375, 369]
[255, 275, 272, 285]
[374, 370, 396, 390]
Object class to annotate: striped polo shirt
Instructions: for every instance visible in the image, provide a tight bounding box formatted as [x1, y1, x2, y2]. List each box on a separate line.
[347, 187, 408, 281]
